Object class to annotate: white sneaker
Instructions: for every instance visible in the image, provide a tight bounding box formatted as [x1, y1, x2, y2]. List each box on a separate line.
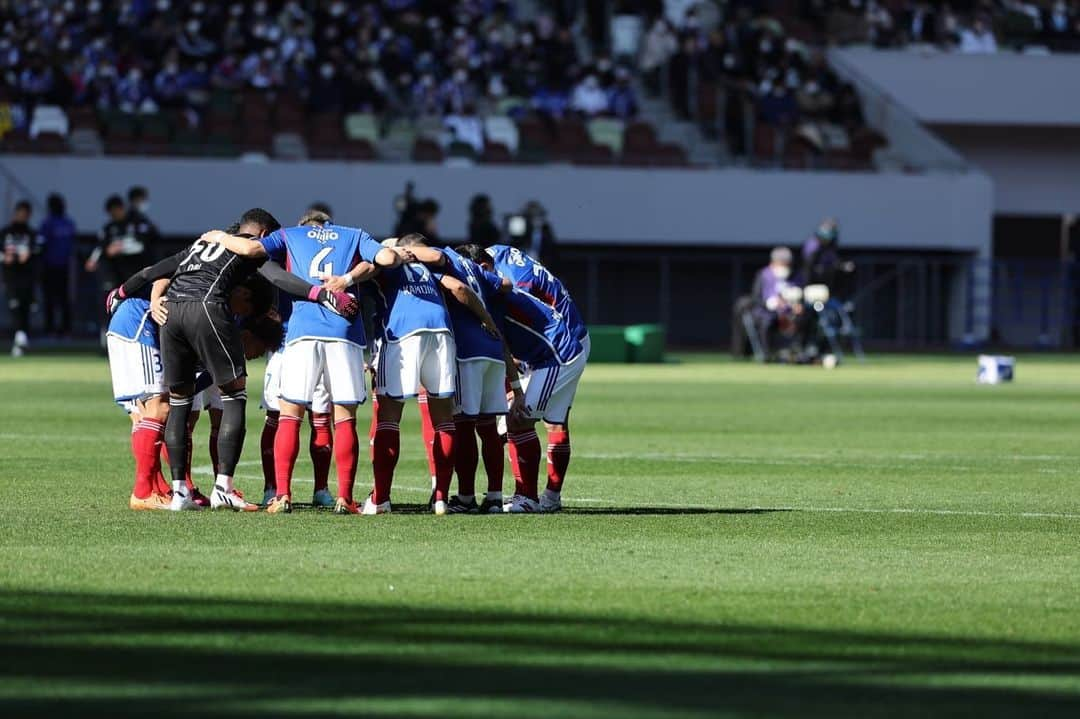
[432, 499, 447, 516]
[169, 490, 203, 511]
[210, 486, 259, 512]
[540, 490, 562, 513]
[503, 494, 542, 513]
[361, 495, 392, 515]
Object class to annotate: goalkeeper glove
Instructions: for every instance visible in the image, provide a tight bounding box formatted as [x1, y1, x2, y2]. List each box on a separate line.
[308, 286, 359, 319]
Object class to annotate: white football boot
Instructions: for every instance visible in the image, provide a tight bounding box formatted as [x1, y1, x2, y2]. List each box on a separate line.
[210, 485, 259, 512]
[169, 490, 203, 511]
[361, 495, 392, 515]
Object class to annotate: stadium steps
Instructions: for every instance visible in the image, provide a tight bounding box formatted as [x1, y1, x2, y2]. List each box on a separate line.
[635, 82, 728, 167]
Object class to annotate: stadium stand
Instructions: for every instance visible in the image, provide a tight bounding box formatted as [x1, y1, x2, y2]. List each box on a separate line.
[0, 0, 895, 170]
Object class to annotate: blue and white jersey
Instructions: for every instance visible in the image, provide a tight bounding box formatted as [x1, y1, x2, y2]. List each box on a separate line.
[441, 247, 504, 361]
[261, 223, 381, 347]
[367, 261, 452, 343]
[493, 287, 584, 368]
[486, 244, 588, 342]
[107, 295, 157, 348]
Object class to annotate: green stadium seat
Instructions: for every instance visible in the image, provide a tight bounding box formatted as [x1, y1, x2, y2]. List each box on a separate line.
[588, 118, 625, 155]
[344, 113, 379, 144]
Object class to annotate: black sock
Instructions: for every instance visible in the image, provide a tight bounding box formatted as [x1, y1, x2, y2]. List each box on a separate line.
[217, 387, 247, 478]
[166, 394, 194, 493]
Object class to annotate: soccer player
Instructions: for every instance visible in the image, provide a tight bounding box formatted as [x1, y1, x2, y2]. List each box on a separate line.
[458, 244, 590, 512]
[111, 208, 357, 512]
[359, 234, 502, 515]
[201, 210, 395, 515]
[2, 200, 42, 357]
[393, 240, 527, 513]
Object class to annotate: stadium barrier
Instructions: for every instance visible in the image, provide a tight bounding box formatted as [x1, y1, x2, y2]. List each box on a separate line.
[588, 324, 666, 363]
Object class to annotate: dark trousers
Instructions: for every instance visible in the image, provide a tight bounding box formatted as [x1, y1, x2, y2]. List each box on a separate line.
[6, 281, 33, 338]
[42, 265, 72, 334]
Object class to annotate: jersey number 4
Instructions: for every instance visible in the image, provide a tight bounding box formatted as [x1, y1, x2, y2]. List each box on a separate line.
[309, 247, 334, 280]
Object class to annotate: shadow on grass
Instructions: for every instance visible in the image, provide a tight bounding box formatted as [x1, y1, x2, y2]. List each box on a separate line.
[562, 507, 791, 516]
[0, 589, 1078, 717]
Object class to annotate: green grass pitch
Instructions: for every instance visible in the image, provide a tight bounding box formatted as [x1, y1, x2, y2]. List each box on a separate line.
[1, 352, 1079, 717]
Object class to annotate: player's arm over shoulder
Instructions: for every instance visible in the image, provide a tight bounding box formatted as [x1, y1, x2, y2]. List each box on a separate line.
[201, 230, 268, 258]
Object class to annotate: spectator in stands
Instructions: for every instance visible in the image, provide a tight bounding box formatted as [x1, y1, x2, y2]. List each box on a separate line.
[639, 17, 677, 97]
[2, 200, 41, 357]
[468, 194, 501, 248]
[116, 67, 157, 115]
[757, 80, 800, 131]
[959, 17, 999, 53]
[444, 103, 485, 155]
[608, 67, 640, 118]
[900, 2, 939, 44]
[667, 36, 697, 120]
[39, 193, 76, 338]
[571, 74, 610, 117]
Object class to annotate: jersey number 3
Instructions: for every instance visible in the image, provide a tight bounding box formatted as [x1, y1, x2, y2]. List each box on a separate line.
[309, 247, 334, 280]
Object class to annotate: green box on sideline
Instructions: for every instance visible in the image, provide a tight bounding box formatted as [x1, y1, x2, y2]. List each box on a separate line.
[586, 325, 666, 363]
[625, 324, 666, 363]
[587, 326, 631, 363]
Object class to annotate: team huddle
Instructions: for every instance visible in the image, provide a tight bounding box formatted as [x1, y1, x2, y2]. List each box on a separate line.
[104, 207, 590, 515]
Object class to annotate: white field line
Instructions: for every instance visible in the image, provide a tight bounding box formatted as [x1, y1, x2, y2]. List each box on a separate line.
[568, 497, 1080, 520]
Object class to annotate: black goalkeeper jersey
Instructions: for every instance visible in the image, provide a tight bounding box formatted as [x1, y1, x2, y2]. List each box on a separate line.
[164, 237, 264, 304]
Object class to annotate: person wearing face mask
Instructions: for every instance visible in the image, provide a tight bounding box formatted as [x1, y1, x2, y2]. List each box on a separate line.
[750, 246, 809, 362]
[799, 218, 854, 291]
[126, 186, 161, 264]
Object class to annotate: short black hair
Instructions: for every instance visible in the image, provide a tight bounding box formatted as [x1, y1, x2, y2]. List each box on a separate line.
[14, 200, 31, 214]
[128, 185, 148, 202]
[105, 194, 124, 212]
[397, 233, 427, 247]
[308, 201, 333, 217]
[238, 207, 281, 234]
[456, 243, 489, 264]
[240, 272, 277, 318]
[47, 193, 65, 215]
[419, 198, 440, 215]
[243, 313, 285, 352]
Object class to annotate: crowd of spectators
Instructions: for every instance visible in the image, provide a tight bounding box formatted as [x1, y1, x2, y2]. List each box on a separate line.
[803, 0, 1080, 53]
[631, 4, 867, 162]
[0, 0, 643, 140]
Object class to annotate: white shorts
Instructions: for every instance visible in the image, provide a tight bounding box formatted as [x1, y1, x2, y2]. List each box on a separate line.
[455, 358, 508, 416]
[376, 331, 455, 400]
[107, 334, 165, 407]
[280, 339, 367, 406]
[521, 335, 590, 424]
[261, 349, 331, 414]
[193, 384, 222, 412]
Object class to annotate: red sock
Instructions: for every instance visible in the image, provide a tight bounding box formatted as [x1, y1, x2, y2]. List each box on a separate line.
[310, 413, 333, 492]
[418, 392, 437, 486]
[546, 429, 571, 493]
[152, 431, 170, 495]
[334, 417, 359, 502]
[372, 421, 400, 503]
[507, 430, 541, 500]
[454, 418, 478, 497]
[476, 417, 504, 494]
[131, 418, 164, 499]
[368, 395, 379, 461]
[274, 415, 302, 497]
[432, 422, 457, 503]
[261, 413, 278, 491]
[208, 427, 220, 477]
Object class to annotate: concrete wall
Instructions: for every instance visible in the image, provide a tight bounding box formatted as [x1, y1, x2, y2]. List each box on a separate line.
[0, 156, 993, 256]
[832, 49, 1080, 126]
[933, 125, 1080, 216]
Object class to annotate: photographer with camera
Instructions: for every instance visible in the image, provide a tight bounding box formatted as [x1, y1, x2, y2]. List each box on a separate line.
[505, 201, 557, 267]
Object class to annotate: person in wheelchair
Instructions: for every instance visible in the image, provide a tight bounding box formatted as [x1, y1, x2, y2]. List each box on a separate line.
[750, 247, 814, 363]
